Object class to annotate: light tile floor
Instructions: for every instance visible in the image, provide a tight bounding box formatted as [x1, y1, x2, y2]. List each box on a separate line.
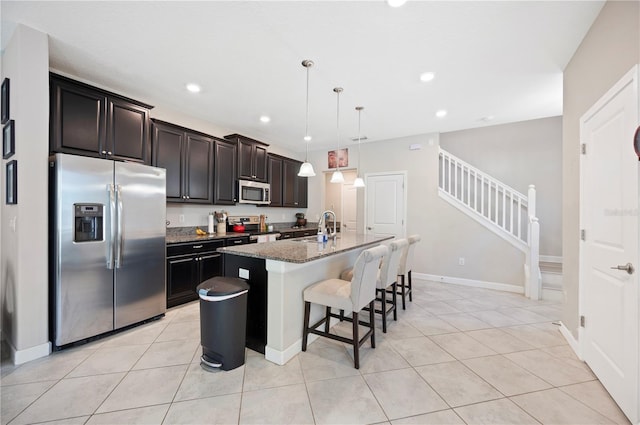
[0, 280, 631, 425]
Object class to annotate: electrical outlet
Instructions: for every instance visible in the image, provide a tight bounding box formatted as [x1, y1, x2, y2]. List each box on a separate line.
[458, 257, 465, 266]
[179, 214, 185, 223]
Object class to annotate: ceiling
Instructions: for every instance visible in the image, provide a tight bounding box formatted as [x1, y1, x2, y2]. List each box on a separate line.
[1, 1, 604, 153]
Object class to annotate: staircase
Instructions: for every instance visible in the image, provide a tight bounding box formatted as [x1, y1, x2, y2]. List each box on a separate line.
[438, 148, 542, 299]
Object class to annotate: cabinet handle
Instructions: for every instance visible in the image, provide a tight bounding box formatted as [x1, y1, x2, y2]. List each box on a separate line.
[195, 257, 199, 261]
[233, 240, 243, 244]
[192, 245, 203, 249]
[107, 151, 112, 156]
[186, 195, 190, 199]
[101, 150, 107, 155]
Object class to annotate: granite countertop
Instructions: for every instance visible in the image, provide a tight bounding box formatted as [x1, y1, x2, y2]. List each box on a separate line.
[166, 232, 249, 244]
[165, 226, 318, 244]
[218, 233, 393, 263]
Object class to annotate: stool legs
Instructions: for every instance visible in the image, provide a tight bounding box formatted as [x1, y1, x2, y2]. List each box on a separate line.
[399, 274, 407, 310]
[302, 301, 311, 351]
[352, 311, 360, 369]
[392, 282, 398, 321]
[408, 270, 413, 301]
[369, 300, 376, 349]
[325, 307, 331, 333]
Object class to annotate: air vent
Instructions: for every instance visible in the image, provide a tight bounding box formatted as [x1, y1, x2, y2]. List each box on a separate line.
[350, 136, 368, 142]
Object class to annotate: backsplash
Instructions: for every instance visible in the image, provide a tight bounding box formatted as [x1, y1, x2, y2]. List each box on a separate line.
[165, 204, 317, 228]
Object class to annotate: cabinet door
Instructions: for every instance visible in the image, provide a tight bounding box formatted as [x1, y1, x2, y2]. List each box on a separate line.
[254, 144, 268, 182]
[198, 252, 223, 282]
[152, 122, 184, 202]
[296, 174, 308, 208]
[167, 256, 198, 308]
[50, 78, 107, 157]
[214, 139, 237, 204]
[107, 97, 150, 163]
[267, 155, 283, 207]
[185, 133, 214, 203]
[282, 159, 299, 207]
[237, 139, 254, 180]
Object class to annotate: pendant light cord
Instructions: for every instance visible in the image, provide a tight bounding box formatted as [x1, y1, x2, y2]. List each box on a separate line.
[334, 87, 343, 171]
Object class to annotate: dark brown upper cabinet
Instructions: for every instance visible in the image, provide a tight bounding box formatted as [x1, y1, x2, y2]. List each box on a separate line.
[267, 154, 284, 207]
[282, 158, 308, 208]
[50, 74, 152, 164]
[224, 134, 269, 182]
[213, 138, 237, 205]
[152, 120, 214, 204]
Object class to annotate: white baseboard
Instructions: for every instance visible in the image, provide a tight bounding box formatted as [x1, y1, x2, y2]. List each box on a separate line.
[417, 273, 524, 294]
[558, 321, 581, 360]
[265, 317, 340, 366]
[541, 286, 564, 302]
[8, 340, 51, 365]
[539, 255, 563, 263]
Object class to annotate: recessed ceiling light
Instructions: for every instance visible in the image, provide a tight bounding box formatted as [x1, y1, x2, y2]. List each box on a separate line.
[435, 109, 447, 118]
[387, 0, 407, 7]
[479, 115, 495, 122]
[259, 116, 271, 123]
[186, 83, 201, 93]
[304, 135, 312, 142]
[420, 72, 435, 82]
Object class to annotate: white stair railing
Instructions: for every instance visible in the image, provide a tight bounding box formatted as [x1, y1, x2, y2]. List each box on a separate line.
[438, 148, 541, 299]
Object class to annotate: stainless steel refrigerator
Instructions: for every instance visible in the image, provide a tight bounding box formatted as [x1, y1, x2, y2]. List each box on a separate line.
[50, 153, 166, 348]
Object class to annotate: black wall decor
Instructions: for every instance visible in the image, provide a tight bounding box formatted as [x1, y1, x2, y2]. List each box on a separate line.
[3, 119, 15, 159]
[1, 78, 9, 124]
[6, 160, 17, 205]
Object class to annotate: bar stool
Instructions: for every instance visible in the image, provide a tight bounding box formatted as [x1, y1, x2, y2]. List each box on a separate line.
[397, 235, 421, 309]
[341, 239, 407, 333]
[302, 245, 388, 369]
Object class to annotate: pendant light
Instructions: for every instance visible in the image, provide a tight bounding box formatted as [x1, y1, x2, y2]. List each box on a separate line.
[298, 59, 316, 177]
[353, 106, 365, 188]
[330, 87, 345, 184]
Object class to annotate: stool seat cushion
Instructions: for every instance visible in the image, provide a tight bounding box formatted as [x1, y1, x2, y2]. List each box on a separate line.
[303, 278, 353, 312]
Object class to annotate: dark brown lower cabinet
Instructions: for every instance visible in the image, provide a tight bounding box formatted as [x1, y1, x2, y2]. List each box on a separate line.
[166, 240, 224, 308]
[223, 254, 267, 354]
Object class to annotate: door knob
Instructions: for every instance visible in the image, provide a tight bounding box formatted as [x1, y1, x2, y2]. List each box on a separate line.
[610, 263, 635, 275]
[367, 227, 373, 230]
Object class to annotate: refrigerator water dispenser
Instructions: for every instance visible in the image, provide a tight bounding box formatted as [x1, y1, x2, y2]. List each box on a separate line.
[74, 203, 103, 242]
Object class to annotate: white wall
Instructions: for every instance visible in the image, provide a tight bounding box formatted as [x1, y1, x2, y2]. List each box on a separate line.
[562, 0, 640, 339]
[1, 25, 51, 363]
[440, 116, 563, 257]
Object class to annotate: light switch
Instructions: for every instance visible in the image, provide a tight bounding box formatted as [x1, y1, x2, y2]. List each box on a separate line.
[239, 268, 249, 279]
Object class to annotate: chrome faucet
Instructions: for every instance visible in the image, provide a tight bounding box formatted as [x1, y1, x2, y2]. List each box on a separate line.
[318, 210, 338, 239]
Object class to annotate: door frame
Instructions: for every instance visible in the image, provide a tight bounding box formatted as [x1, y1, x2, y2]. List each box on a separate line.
[578, 64, 639, 422]
[363, 171, 408, 238]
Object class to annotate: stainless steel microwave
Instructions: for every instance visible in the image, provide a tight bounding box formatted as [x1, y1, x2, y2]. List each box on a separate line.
[238, 179, 271, 205]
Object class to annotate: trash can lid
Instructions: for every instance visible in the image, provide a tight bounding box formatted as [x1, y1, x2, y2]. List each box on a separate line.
[197, 277, 249, 297]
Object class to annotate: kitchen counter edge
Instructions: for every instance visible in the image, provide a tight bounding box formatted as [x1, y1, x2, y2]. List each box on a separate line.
[217, 234, 394, 264]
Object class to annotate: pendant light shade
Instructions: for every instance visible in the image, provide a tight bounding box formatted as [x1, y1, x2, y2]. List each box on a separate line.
[298, 161, 315, 177]
[331, 87, 344, 184]
[298, 59, 316, 177]
[354, 106, 365, 188]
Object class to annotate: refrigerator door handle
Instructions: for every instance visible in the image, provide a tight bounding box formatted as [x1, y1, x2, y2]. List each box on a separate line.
[115, 184, 124, 269]
[107, 184, 116, 269]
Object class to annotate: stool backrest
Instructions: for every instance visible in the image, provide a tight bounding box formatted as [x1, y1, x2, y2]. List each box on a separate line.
[399, 234, 421, 274]
[379, 239, 408, 289]
[350, 245, 388, 312]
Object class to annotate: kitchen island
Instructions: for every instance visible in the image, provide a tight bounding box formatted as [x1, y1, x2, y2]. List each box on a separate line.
[219, 233, 393, 365]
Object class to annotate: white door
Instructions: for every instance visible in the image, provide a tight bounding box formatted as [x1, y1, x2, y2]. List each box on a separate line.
[342, 182, 357, 235]
[365, 172, 406, 238]
[580, 65, 639, 424]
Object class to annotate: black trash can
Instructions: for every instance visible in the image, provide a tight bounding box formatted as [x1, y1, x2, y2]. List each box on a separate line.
[197, 276, 249, 371]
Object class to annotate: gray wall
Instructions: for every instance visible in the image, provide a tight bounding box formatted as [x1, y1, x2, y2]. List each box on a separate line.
[440, 116, 563, 257]
[1, 25, 50, 360]
[562, 0, 640, 338]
